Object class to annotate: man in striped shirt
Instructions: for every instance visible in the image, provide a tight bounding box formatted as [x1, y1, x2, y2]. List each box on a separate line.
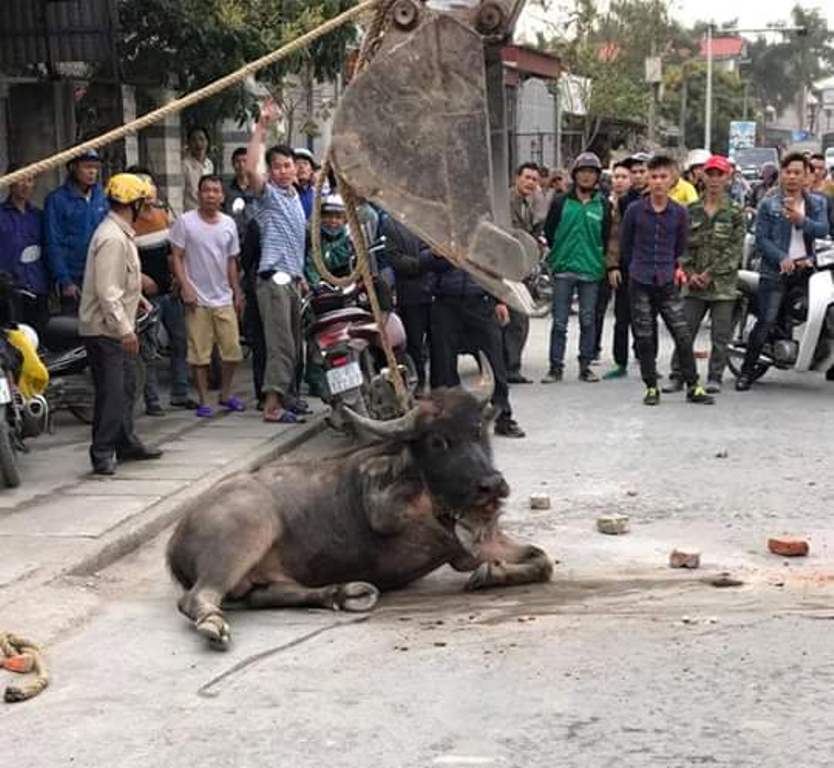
[246, 99, 310, 424]
[619, 154, 714, 406]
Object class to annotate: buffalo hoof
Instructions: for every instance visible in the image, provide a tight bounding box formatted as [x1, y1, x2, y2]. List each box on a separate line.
[465, 562, 500, 591]
[196, 613, 231, 650]
[335, 582, 380, 612]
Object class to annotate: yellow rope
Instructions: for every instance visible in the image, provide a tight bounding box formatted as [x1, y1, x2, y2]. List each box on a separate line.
[0, 0, 378, 190]
[309, 1, 409, 409]
[0, 632, 49, 703]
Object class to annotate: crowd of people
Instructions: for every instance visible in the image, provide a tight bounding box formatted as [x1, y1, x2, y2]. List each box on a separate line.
[1, 98, 833, 474]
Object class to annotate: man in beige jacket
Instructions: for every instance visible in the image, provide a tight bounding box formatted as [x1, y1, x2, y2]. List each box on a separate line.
[79, 173, 163, 475]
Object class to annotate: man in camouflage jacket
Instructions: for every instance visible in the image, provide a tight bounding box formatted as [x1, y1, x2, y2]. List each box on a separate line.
[669, 155, 744, 394]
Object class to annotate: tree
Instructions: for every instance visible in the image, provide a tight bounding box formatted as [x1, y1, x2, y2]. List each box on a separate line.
[660, 62, 747, 152]
[116, 0, 358, 128]
[746, 5, 834, 130]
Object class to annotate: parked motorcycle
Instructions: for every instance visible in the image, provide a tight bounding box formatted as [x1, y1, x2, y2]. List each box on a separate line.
[0, 325, 50, 488]
[728, 239, 834, 382]
[525, 250, 554, 318]
[302, 270, 417, 433]
[19, 291, 160, 425]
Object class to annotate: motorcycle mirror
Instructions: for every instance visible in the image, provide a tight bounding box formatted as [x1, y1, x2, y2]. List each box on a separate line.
[272, 271, 292, 287]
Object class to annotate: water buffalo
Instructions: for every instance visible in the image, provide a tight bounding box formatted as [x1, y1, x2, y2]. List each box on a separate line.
[167, 355, 552, 649]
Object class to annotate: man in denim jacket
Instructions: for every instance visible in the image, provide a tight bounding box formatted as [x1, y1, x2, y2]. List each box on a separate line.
[736, 153, 830, 391]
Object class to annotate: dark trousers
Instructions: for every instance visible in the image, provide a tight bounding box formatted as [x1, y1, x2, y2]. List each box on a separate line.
[399, 302, 432, 390]
[502, 308, 529, 376]
[630, 281, 698, 388]
[143, 293, 190, 406]
[84, 336, 140, 465]
[594, 279, 611, 358]
[671, 297, 736, 382]
[430, 295, 512, 420]
[243, 286, 266, 403]
[609, 274, 656, 368]
[743, 278, 785, 374]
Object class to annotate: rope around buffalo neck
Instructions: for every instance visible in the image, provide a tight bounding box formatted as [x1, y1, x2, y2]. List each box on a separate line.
[0, 0, 378, 190]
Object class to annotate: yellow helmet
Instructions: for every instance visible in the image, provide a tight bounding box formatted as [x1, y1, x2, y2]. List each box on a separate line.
[105, 173, 154, 205]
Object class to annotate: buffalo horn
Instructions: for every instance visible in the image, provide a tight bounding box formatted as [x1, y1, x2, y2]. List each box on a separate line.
[464, 351, 495, 408]
[342, 405, 422, 439]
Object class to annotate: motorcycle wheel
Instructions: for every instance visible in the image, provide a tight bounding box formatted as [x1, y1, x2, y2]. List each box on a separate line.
[727, 298, 769, 382]
[0, 419, 21, 488]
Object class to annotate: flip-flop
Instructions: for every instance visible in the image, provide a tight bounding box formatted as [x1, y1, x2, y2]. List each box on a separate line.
[196, 405, 213, 418]
[219, 396, 246, 412]
[263, 410, 306, 424]
[289, 399, 313, 415]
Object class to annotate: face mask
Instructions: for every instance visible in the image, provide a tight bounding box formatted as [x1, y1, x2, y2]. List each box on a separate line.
[322, 225, 345, 238]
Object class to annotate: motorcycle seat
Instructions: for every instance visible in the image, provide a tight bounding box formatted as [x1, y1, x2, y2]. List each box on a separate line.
[311, 307, 373, 335]
[42, 315, 81, 352]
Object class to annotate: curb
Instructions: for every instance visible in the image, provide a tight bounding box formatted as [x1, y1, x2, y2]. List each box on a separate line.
[65, 416, 327, 578]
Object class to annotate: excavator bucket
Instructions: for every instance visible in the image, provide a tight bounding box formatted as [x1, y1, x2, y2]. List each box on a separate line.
[330, 1, 538, 313]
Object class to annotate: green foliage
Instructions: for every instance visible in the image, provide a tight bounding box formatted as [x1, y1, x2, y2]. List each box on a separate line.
[660, 62, 747, 152]
[116, 0, 358, 127]
[746, 5, 834, 124]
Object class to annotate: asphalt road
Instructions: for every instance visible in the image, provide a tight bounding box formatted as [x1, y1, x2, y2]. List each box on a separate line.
[3, 317, 833, 767]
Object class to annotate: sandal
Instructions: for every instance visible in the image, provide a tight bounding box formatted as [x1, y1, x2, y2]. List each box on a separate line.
[289, 398, 313, 415]
[219, 396, 246, 412]
[263, 409, 306, 424]
[196, 405, 213, 418]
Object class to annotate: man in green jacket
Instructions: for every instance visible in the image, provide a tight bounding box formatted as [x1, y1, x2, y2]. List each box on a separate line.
[668, 155, 744, 394]
[541, 153, 611, 383]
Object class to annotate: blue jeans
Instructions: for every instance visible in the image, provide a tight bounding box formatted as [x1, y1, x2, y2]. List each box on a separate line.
[548, 275, 599, 371]
[144, 293, 190, 405]
[742, 277, 785, 373]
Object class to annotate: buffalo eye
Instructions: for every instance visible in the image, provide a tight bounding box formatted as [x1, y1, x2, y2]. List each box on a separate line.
[429, 434, 449, 452]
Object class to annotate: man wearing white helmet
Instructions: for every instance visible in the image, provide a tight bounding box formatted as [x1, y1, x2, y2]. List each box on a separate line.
[684, 149, 711, 196]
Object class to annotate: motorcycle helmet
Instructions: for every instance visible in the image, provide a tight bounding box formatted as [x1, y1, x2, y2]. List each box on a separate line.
[16, 323, 39, 352]
[67, 148, 101, 168]
[105, 173, 154, 205]
[321, 194, 346, 215]
[685, 149, 711, 171]
[572, 152, 602, 177]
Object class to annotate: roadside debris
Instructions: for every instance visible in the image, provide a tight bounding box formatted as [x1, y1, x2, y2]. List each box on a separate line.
[708, 572, 745, 588]
[597, 514, 630, 535]
[669, 549, 701, 569]
[768, 537, 809, 557]
[529, 492, 551, 510]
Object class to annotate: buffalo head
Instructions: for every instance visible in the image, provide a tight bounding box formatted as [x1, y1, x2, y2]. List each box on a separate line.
[344, 353, 510, 515]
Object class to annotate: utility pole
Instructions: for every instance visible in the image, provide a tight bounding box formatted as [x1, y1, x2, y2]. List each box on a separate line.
[705, 25, 806, 152]
[704, 24, 713, 151]
[679, 60, 689, 149]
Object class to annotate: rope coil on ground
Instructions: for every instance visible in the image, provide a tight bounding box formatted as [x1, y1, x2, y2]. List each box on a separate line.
[0, 0, 378, 190]
[1, 632, 49, 702]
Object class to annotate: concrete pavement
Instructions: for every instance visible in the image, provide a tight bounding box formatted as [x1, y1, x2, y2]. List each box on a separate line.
[3, 315, 834, 767]
[0, 372, 326, 641]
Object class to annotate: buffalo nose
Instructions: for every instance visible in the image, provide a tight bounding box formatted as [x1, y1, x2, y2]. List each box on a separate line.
[478, 474, 510, 499]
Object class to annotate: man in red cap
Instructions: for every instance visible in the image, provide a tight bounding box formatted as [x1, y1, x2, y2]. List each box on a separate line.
[667, 155, 744, 394]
